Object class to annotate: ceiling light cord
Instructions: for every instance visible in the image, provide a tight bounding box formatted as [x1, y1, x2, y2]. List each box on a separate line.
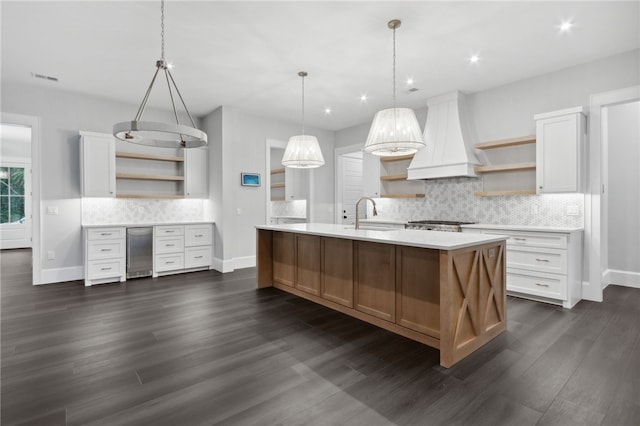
[160, 0, 165, 60]
[392, 23, 398, 142]
[301, 73, 305, 135]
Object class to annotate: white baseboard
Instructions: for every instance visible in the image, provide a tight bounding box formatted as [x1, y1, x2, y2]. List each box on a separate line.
[603, 269, 640, 289]
[37, 266, 84, 285]
[212, 257, 234, 273]
[233, 255, 256, 270]
[581, 280, 604, 302]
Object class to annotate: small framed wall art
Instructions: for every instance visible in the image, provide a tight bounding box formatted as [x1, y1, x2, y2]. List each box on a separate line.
[241, 172, 261, 187]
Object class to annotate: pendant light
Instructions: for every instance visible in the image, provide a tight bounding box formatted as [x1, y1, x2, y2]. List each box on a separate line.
[282, 71, 325, 168]
[113, 0, 207, 148]
[364, 19, 424, 157]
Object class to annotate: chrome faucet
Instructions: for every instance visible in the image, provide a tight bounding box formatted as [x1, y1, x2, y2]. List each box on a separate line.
[355, 197, 378, 229]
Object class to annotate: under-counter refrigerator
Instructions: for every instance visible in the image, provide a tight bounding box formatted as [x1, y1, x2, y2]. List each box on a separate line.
[126, 227, 153, 279]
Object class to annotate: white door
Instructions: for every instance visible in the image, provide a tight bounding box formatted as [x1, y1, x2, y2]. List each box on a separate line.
[1, 122, 32, 249]
[340, 155, 363, 225]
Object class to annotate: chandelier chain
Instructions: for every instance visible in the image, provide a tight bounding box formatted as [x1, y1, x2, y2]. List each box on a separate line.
[160, 0, 165, 60]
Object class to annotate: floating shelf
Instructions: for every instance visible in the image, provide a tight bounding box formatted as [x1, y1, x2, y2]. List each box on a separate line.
[270, 182, 286, 188]
[474, 190, 536, 197]
[380, 193, 425, 199]
[474, 135, 536, 150]
[475, 162, 536, 174]
[270, 197, 286, 201]
[116, 151, 184, 162]
[380, 154, 415, 163]
[380, 173, 408, 181]
[270, 168, 285, 175]
[116, 194, 184, 199]
[116, 173, 184, 181]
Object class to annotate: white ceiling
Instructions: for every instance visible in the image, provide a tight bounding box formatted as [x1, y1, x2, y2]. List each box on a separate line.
[2, 1, 639, 131]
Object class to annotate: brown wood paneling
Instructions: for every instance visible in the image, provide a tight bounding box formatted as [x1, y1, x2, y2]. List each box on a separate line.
[320, 237, 354, 307]
[256, 230, 273, 288]
[396, 246, 440, 338]
[354, 241, 396, 322]
[272, 232, 295, 287]
[295, 234, 321, 296]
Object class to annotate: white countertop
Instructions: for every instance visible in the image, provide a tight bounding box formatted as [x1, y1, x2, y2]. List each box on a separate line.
[256, 223, 507, 250]
[82, 221, 214, 228]
[271, 216, 307, 219]
[461, 224, 583, 233]
[359, 219, 407, 225]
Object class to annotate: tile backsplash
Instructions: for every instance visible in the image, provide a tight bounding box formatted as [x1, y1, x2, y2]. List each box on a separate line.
[82, 198, 207, 225]
[270, 200, 307, 218]
[375, 177, 584, 228]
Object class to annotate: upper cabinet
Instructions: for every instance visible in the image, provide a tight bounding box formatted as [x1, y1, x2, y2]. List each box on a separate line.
[362, 152, 381, 198]
[535, 107, 586, 194]
[80, 131, 116, 198]
[184, 147, 209, 198]
[285, 167, 308, 200]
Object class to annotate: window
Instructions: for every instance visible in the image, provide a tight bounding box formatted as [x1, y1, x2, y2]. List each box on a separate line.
[0, 167, 25, 224]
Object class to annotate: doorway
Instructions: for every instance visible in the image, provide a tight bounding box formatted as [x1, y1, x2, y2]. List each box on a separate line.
[335, 145, 364, 225]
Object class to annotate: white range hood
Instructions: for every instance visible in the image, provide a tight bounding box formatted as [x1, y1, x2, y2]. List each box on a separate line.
[407, 91, 480, 180]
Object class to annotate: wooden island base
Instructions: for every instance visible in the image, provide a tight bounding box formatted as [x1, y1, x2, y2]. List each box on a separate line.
[257, 229, 506, 368]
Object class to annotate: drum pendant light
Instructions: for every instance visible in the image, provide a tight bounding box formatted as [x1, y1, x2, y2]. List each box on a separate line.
[113, 0, 207, 148]
[282, 71, 325, 168]
[364, 19, 425, 156]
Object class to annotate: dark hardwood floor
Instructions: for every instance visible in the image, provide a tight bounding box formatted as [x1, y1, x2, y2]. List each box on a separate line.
[2, 248, 639, 426]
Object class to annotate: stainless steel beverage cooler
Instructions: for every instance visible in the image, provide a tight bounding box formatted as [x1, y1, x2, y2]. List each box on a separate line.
[126, 227, 153, 278]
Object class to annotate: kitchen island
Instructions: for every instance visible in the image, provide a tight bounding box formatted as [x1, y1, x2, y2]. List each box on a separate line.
[256, 223, 507, 367]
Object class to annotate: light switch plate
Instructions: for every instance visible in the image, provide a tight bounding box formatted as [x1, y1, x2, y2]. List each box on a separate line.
[46, 206, 59, 215]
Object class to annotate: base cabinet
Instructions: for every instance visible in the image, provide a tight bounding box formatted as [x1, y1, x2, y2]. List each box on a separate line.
[83, 227, 126, 286]
[354, 241, 396, 322]
[320, 237, 353, 308]
[273, 232, 295, 287]
[295, 234, 321, 296]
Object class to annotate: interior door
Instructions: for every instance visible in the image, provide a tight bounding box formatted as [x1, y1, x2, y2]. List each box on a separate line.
[0, 163, 32, 249]
[341, 155, 363, 225]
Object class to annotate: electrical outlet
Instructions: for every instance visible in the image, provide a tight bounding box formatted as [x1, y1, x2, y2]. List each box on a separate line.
[47, 250, 55, 260]
[46, 206, 59, 215]
[236, 208, 242, 216]
[567, 205, 579, 216]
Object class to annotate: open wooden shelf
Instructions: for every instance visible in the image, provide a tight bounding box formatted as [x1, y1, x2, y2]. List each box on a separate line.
[116, 151, 184, 162]
[474, 190, 536, 197]
[475, 162, 536, 174]
[270, 197, 286, 201]
[270, 182, 286, 188]
[474, 135, 536, 150]
[380, 154, 415, 163]
[381, 193, 425, 199]
[380, 173, 408, 181]
[116, 194, 185, 199]
[270, 168, 285, 175]
[116, 173, 184, 181]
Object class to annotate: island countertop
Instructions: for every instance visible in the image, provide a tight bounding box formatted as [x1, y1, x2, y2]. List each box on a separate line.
[255, 223, 507, 250]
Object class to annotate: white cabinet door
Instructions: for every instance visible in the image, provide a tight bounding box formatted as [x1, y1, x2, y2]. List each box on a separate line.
[80, 132, 115, 197]
[285, 167, 308, 200]
[362, 152, 381, 198]
[535, 108, 585, 194]
[184, 147, 208, 198]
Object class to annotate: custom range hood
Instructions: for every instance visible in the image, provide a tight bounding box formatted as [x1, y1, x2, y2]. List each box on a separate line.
[407, 91, 480, 180]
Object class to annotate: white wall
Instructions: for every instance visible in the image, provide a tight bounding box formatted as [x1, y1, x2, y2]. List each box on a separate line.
[1, 83, 201, 283]
[205, 106, 335, 271]
[606, 100, 640, 285]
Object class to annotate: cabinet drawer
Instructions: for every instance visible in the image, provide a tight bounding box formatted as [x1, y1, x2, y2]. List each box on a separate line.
[155, 236, 184, 254]
[87, 259, 124, 279]
[507, 246, 567, 275]
[185, 246, 212, 268]
[87, 227, 125, 241]
[485, 230, 567, 249]
[87, 240, 125, 260]
[155, 226, 184, 237]
[507, 269, 566, 300]
[155, 253, 184, 272]
[185, 225, 212, 247]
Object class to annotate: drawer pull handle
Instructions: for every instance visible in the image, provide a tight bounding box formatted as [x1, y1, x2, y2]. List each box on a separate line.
[166, 244, 175, 247]
[166, 261, 174, 264]
[101, 248, 112, 252]
[535, 283, 550, 287]
[195, 256, 203, 259]
[101, 267, 112, 271]
[100, 233, 112, 236]
[165, 230, 175, 233]
[513, 237, 526, 241]
[195, 234, 203, 237]
[535, 258, 550, 262]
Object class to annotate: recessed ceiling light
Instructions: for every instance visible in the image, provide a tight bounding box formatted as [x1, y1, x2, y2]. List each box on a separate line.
[360, 94, 368, 102]
[324, 108, 332, 115]
[406, 78, 414, 85]
[559, 20, 574, 33]
[469, 54, 480, 64]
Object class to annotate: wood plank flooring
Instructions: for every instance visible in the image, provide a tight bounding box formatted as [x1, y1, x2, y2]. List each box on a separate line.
[2, 248, 639, 425]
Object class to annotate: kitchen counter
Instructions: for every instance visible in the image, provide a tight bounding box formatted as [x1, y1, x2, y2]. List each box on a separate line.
[256, 223, 507, 367]
[461, 224, 583, 233]
[256, 223, 506, 250]
[82, 221, 214, 228]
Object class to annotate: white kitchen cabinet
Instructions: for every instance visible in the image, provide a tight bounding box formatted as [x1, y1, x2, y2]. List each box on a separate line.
[284, 167, 308, 200]
[184, 223, 213, 268]
[362, 152, 381, 197]
[80, 131, 116, 198]
[83, 226, 126, 286]
[535, 107, 586, 194]
[154, 223, 213, 276]
[184, 147, 208, 198]
[462, 225, 583, 308]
